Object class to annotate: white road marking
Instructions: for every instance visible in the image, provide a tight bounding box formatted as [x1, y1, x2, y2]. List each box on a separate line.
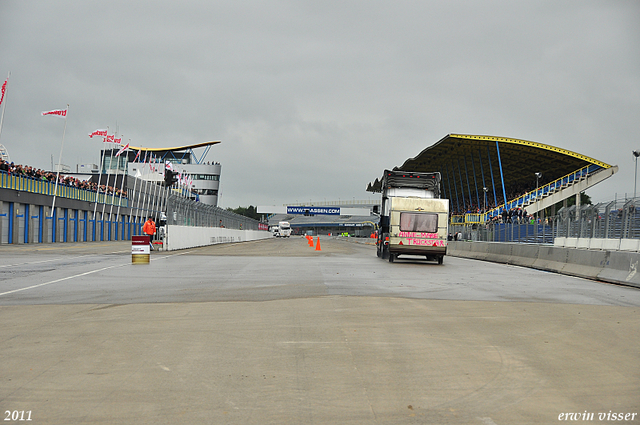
[0, 250, 191, 297]
[0, 263, 127, 297]
[0, 254, 97, 269]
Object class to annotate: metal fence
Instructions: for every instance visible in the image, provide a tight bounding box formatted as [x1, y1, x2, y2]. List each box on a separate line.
[164, 190, 262, 230]
[126, 177, 263, 231]
[0, 172, 264, 245]
[450, 198, 640, 244]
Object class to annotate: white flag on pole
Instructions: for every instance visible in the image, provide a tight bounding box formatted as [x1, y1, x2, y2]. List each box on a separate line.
[0, 79, 7, 107]
[41, 108, 67, 118]
[88, 129, 107, 138]
[115, 143, 129, 157]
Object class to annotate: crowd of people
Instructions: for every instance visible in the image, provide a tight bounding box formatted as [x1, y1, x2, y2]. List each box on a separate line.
[0, 159, 127, 198]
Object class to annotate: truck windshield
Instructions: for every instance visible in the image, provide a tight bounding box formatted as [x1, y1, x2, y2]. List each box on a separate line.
[400, 212, 438, 233]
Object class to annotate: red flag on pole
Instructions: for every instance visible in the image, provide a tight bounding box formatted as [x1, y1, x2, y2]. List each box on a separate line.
[41, 108, 67, 118]
[89, 129, 107, 138]
[133, 149, 141, 163]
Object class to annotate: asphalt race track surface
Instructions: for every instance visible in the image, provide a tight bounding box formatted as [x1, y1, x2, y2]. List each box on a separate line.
[0, 237, 638, 424]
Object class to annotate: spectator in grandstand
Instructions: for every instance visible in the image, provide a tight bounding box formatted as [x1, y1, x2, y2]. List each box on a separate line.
[0, 159, 127, 198]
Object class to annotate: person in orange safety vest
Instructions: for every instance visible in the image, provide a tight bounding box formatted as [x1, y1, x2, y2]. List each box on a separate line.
[142, 217, 156, 250]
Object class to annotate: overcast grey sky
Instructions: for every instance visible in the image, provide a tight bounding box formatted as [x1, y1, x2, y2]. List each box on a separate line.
[0, 1, 638, 208]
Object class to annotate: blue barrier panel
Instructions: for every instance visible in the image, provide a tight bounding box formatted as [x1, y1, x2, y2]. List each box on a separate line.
[38, 206, 43, 243]
[63, 209, 68, 243]
[24, 204, 29, 244]
[7, 202, 13, 244]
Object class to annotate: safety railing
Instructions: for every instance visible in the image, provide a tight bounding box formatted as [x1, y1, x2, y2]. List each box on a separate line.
[0, 171, 128, 207]
[485, 164, 600, 220]
[450, 164, 602, 224]
[450, 198, 640, 244]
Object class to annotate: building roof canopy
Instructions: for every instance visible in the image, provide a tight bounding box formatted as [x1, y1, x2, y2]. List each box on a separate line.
[368, 134, 612, 201]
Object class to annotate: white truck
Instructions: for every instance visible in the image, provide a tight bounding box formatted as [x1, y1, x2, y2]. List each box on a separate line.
[273, 221, 291, 238]
[373, 170, 449, 264]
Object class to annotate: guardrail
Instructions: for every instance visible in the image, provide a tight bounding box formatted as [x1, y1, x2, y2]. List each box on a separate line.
[448, 240, 640, 289]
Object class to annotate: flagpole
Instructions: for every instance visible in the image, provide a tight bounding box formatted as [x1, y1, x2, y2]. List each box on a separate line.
[93, 126, 109, 225]
[129, 149, 140, 235]
[133, 151, 144, 228]
[108, 134, 122, 222]
[101, 136, 115, 220]
[115, 139, 130, 222]
[151, 166, 160, 218]
[50, 104, 69, 217]
[136, 152, 149, 228]
[151, 155, 160, 216]
[145, 154, 157, 216]
[0, 72, 10, 144]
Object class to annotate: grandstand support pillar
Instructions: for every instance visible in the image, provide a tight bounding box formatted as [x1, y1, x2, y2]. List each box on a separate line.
[486, 147, 498, 211]
[576, 192, 581, 210]
[470, 155, 480, 212]
[463, 156, 473, 211]
[495, 141, 508, 210]
[456, 158, 466, 210]
[447, 163, 460, 214]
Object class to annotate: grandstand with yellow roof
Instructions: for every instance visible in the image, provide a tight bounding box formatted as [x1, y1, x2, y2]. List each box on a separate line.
[367, 134, 618, 224]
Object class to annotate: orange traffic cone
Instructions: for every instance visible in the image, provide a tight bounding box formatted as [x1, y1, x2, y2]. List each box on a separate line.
[308, 235, 314, 246]
[315, 236, 321, 251]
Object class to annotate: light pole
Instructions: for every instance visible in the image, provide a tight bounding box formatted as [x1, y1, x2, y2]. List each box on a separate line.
[482, 187, 488, 213]
[633, 151, 640, 199]
[535, 172, 542, 223]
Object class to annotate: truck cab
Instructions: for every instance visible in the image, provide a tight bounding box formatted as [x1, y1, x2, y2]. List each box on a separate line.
[274, 221, 291, 238]
[374, 170, 449, 264]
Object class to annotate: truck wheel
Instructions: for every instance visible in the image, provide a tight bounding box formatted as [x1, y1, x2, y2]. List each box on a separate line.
[438, 256, 444, 265]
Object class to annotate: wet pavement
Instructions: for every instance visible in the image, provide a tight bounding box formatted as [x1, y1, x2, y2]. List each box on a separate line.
[0, 237, 638, 424]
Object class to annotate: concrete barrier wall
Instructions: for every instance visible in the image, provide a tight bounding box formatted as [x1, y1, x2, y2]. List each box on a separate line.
[165, 225, 272, 251]
[448, 241, 640, 289]
[554, 237, 636, 252]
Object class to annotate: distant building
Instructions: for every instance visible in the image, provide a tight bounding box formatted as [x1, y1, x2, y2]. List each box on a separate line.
[54, 163, 71, 173]
[77, 163, 99, 173]
[101, 140, 222, 207]
[0, 144, 10, 162]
